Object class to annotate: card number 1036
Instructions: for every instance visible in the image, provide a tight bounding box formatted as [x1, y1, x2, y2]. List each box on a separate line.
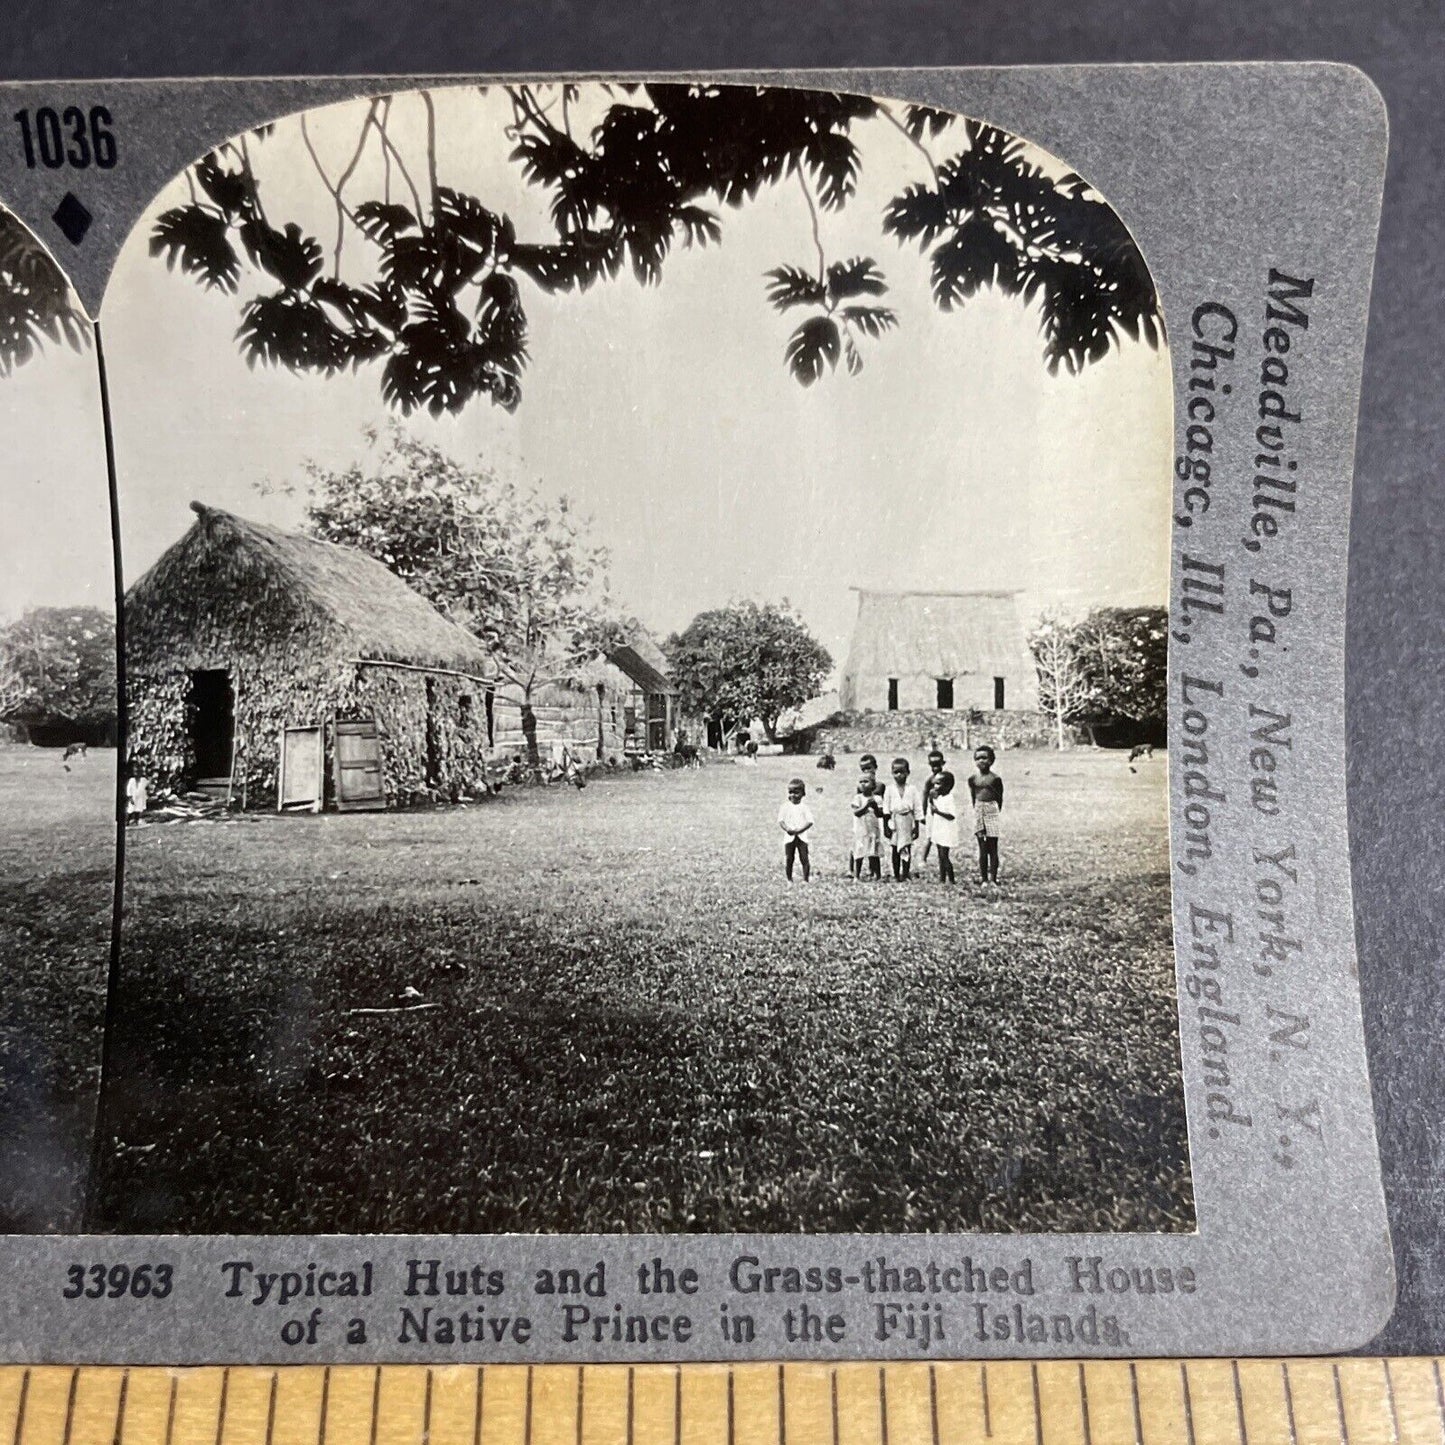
[14, 106, 117, 170]
[64, 1263, 174, 1299]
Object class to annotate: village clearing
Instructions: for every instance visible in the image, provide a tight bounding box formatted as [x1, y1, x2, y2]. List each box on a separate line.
[93, 748, 1191, 1235]
[0, 745, 113, 1231]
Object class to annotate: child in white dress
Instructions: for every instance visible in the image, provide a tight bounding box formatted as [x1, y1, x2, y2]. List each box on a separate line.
[850, 776, 883, 879]
[927, 770, 960, 883]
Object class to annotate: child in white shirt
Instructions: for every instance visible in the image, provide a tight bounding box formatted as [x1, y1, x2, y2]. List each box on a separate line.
[883, 757, 923, 880]
[777, 777, 815, 881]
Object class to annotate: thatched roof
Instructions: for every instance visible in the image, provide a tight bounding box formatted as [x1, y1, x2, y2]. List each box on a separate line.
[609, 634, 673, 695]
[841, 588, 1035, 680]
[126, 502, 494, 676]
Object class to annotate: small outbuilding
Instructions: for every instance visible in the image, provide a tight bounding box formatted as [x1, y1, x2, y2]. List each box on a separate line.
[839, 587, 1041, 714]
[125, 502, 497, 808]
[608, 634, 677, 753]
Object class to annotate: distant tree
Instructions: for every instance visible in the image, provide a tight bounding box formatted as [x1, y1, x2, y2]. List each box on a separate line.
[0, 644, 27, 721]
[1029, 613, 1093, 751]
[148, 84, 1162, 414]
[0, 209, 89, 377]
[667, 601, 832, 743]
[0, 606, 115, 728]
[1073, 606, 1168, 732]
[290, 428, 612, 766]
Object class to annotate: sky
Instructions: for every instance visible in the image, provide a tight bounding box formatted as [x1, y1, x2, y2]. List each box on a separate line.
[2, 84, 1172, 673]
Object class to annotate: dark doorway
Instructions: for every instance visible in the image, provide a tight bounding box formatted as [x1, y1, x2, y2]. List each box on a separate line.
[887, 678, 899, 711]
[646, 692, 669, 751]
[936, 677, 954, 710]
[993, 676, 1006, 710]
[188, 669, 234, 782]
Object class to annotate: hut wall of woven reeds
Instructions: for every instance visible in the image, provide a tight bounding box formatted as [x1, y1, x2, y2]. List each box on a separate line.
[124, 503, 499, 807]
[839, 588, 1042, 715]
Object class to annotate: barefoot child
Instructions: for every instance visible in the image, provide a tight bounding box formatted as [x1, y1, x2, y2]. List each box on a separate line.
[778, 777, 815, 881]
[883, 757, 923, 879]
[928, 770, 959, 882]
[921, 748, 946, 860]
[850, 776, 883, 879]
[968, 746, 1004, 882]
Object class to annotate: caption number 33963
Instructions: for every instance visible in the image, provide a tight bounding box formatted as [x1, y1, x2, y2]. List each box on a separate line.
[63, 1263, 174, 1300]
[14, 105, 117, 170]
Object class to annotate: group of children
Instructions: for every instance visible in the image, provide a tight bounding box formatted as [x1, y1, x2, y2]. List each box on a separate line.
[777, 748, 1005, 885]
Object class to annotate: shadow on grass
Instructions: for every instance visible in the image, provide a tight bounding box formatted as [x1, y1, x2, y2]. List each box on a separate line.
[0, 867, 111, 1231]
[93, 872, 1192, 1234]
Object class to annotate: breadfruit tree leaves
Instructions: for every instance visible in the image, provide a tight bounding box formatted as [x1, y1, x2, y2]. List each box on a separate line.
[0, 210, 89, 377]
[137, 84, 1163, 411]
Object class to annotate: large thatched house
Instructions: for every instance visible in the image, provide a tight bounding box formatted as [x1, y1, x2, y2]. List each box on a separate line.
[839, 588, 1040, 714]
[126, 502, 499, 808]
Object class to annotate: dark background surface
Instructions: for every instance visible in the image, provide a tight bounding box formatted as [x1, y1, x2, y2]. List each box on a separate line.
[5, 0, 1440, 1352]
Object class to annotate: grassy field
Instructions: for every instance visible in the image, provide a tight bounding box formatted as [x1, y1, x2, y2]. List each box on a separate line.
[95, 748, 1192, 1234]
[0, 744, 114, 1231]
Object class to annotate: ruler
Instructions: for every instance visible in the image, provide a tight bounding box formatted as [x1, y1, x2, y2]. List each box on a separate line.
[2, 1360, 1443, 1445]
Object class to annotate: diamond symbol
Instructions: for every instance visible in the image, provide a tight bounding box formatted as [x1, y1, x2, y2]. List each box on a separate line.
[53, 193, 92, 246]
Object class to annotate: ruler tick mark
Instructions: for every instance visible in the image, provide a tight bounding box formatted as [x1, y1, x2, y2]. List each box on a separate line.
[370, 1367, 381, 1445]
[12, 1368, 29, 1445]
[880, 1367, 890, 1445]
[424, 1368, 434, 1445]
[1029, 1363, 1042, 1445]
[112, 1368, 129, 1445]
[526, 1367, 534, 1445]
[1281, 1363, 1298, 1445]
[928, 1365, 940, 1445]
[318, 1366, 330, 1445]
[981, 1364, 993, 1439]
[778, 1365, 787, 1445]
[62, 1366, 78, 1445]
[1231, 1361, 1247, 1445]
[626, 1368, 635, 1445]
[1079, 1362, 1093, 1445]
[1332, 1361, 1349, 1445]
[1432, 1358, 1445, 1441]
[1383, 1359, 1400, 1444]
[727, 1368, 735, 1445]
[1129, 1362, 1143, 1445]
[1181, 1361, 1197, 1445]
[830, 1370, 840, 1445]
[672, 1366, 681, 1445]
[265, 1372, 278, 1445]
[473, 1366, 484, 1445]
[216, 1367, 230, 1445]
[165, 1374, 178, 1445]
[575, 1368, 584, 1445]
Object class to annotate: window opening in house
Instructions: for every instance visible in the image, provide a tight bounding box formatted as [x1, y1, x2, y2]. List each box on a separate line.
[424, 676, 442, 788]
[936, 677, 954, 710]
[459, 694, 473, 729]
[994, 676, 1006, 710]
[887, 678, 899, 711]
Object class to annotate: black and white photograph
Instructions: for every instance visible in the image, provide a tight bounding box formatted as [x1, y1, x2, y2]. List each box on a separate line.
[43, 81, 1188, 1236]
[0, 205, 115, 1232]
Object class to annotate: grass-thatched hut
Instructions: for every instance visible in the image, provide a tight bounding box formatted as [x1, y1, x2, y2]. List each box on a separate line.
[125, 502, 497, 808]
[839, 587, 1041, 714]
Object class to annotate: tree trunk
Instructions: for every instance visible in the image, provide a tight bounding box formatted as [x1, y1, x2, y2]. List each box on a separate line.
[595, 684, 605, 760]
[521, 698, 541, 770]
[1055, 707, 1066, 752]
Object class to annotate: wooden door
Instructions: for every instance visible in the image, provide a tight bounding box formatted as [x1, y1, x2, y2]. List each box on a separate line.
[333, 718, 386, 811]
[278, 725, 324, 811]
